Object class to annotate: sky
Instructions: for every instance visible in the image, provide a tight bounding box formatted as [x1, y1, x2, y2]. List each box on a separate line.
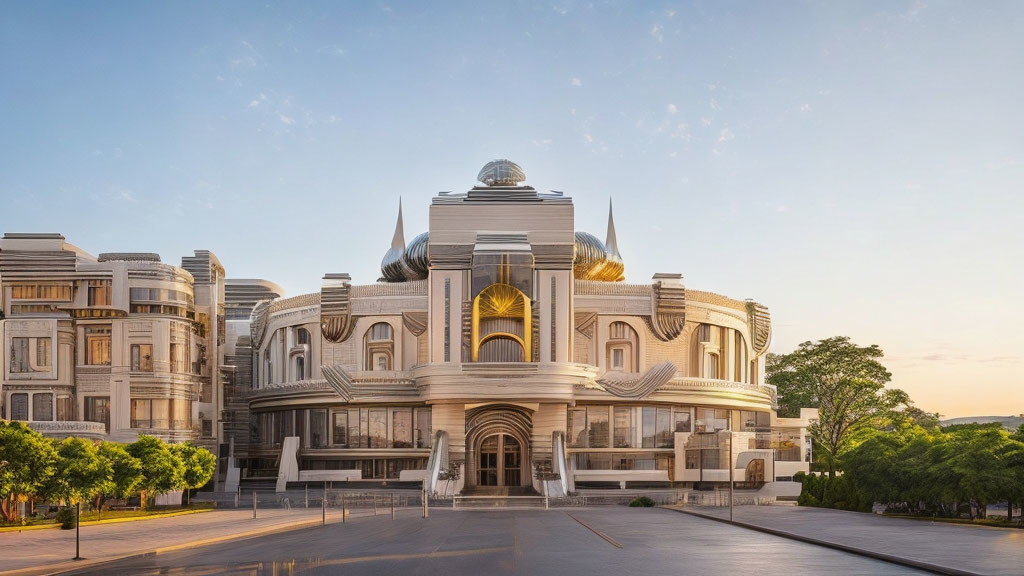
[1, 1, 1021, 418]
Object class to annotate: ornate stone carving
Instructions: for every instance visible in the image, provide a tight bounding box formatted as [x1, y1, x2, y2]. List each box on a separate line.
[593, 362, 677, 399]
[746, 301, 772, 355]
[644, 274, 686, 342]
[402, 311, 428, 337]
[320, 274, 354, 343]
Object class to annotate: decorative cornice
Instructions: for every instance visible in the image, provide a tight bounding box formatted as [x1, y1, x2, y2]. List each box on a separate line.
[592, 362, 677, 399]
[320, 278, 354, 343]
[402, 311, 428, 337]
[644, 275, 686, 342]
[746, 301, 772, 356]
[269, 292, 320, 314]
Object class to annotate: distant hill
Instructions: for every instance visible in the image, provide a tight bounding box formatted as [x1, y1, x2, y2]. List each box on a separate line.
[940, 415, 1024, 431]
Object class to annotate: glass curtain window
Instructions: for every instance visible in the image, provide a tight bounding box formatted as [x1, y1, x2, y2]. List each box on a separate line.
[309, 409, 327, 448]
[587, 406, 609, 448]
[391, 408, 413, 448]
[613, 407, 634, 448]
[674, 408, 692, 432]
[367, 408, 387, 448]
[349, 408, 362, 448]
[567, 408, 587, 448]
[332, 411, 348, 446]
[642, 407, 657, 448]
[414, 408, 431, 448]
[655, 407, 673, 448]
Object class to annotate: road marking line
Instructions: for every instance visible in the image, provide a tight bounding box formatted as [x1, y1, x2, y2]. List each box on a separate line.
[565, 513, 624, 549]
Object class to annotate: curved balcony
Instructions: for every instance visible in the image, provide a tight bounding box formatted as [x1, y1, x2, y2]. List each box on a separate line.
[28, 420, 107, 439]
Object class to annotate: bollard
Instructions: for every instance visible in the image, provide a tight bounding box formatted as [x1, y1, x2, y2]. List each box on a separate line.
[545, 495, 549, 510]
[73, 501, 82, 560]
[373, 494, 377, 516]
[341, 492, 346, 523]
[234, 490, 239, 509]
[305, 484, 309, 509]
[422, 486, 428, 518]
[322, 484, 326, 526]
[391, 493, 395, 520]
[253, 490, 257, 519]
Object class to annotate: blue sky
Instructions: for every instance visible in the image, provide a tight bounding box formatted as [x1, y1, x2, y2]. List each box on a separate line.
[1, 1, 1021, 417]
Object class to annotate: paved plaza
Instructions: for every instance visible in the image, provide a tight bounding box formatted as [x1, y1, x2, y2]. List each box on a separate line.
[8, 507, 929, 576]
[3, 505, 1022, 576]
[680, 504, 1024, 576]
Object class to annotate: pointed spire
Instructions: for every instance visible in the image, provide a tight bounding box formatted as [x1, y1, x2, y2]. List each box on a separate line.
[390, 197, 406, 250]
[605, 197, 620, 258]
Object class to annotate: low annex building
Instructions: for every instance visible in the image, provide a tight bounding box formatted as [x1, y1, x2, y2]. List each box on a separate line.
[0, 160, 813, 494]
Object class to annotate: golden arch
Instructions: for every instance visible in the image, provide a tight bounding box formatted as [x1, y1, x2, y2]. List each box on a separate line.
[472, 283, 531, 362]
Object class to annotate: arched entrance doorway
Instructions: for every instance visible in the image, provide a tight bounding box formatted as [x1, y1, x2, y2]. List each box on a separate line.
[477, 434, 521, 486]
[465, 404, 533, 490]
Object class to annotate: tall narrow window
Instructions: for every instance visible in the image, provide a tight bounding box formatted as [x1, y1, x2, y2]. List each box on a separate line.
[364, 323, 394, 371]
[391, 408, 413, 448]
[309, 409, 327, 448]
[587, 406, 609, 448]
[567, 408, 587, 448]
[642, 407, 657, 448]
[414, 407, 432, 448]
[10, 393, 29, 420]
[332, 411, 349, 446]
[607, 322, 639, 372]
[170, 343, 186, 373]
[32, 393, 54, 421]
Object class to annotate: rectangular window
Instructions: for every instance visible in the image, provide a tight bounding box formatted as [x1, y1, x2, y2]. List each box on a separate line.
[333, 411, 348, 446]
[642, 407, 657, 448]
[310, 409, 327, 448]
[11, 284, 72, 301]
[131, 398, 152, 428]
[10, 393, 29, 420]
[131, 344, 154, 372]
[567, 408, 587, 448]
[10, 337, 52, 373]
[171, 398, 190, 430]
[391, 408, 413, 448]
[611, 348, 624, 369]
[57, 396, 73, 421]
[85, 327, 111, 365]
[587, 406, 609, 448]
[88, 283, 111, 306]
[613, 406, 634, 448]
[84, 397, 110, 432]
[32, 393, 53, 421]
[414, 408, 432, 448]
[170, 343, 186, 373]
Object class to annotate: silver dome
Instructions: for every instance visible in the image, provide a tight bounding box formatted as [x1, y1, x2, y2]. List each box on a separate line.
[477, 159, 526, 186]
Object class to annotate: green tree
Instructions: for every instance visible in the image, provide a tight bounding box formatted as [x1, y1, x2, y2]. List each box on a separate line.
[44, 437, 112, 507]
[171, 442, 216, 505]
[767, 337, 906, 477]
[97, 442, 144, 506]
[126, 435, 183, 507]
[0, 421, 57, 521]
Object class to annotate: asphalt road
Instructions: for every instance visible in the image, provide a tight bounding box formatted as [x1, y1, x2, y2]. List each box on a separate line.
[59, 507, 928, 576]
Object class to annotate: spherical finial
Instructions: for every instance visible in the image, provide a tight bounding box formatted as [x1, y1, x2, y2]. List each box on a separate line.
[477, 159, 526, 186]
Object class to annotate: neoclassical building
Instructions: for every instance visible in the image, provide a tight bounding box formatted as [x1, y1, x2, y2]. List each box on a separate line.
[241, 160, 812, 495]
[0, 160, 812, 494]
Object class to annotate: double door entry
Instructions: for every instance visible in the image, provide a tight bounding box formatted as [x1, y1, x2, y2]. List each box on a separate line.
[477, 433, 521, 486]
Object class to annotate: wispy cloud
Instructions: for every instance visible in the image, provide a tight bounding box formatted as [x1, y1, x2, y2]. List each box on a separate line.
[570, 77, 582, 87]
[666, 103, 678, 115]
[650, 24, 663, 43]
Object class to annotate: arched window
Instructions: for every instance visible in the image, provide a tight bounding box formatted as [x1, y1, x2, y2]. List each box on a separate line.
[293, 327, 311, 380]
[364, 322, 394, 371]
[297, 328, 311, 345]
[606, 321, 639, 372]
[471, 283, 531, 362]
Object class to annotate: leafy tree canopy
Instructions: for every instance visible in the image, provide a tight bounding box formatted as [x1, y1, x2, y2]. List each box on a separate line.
[45, 437, 112, 505]
[0, 421, 57, 521]
[98, 442, 144, 500]
[171, 442, 216, 492]
[127, 435, 183, 501]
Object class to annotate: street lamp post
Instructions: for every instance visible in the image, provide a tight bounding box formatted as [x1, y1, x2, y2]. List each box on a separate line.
[728, 411, 734, 522]
[74, 501, 82, 560]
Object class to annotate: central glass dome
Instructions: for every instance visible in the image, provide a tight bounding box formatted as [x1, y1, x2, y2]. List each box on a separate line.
[477, 159, 526, 186]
